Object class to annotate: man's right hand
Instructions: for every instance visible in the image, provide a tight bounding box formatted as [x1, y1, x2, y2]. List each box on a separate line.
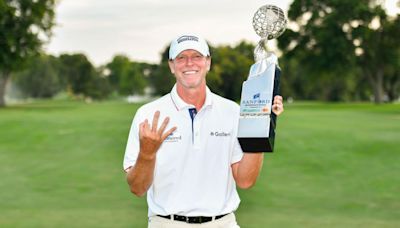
[139, 111, 177, 160]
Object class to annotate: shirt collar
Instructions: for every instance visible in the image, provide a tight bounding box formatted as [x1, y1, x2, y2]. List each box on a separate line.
[170, 84, 213, 111]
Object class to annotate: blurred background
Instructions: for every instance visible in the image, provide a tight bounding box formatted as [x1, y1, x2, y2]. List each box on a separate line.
[0, 0, 399, 227]
[1, 0, 400, 105]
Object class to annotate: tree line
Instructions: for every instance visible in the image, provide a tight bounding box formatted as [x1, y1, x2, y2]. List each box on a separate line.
[9, 42, 255, 103]
[1, 0, 399, 107]
[279, 0, 399, 103]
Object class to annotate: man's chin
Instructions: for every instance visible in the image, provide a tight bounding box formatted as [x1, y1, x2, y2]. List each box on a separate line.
[182, 82, 203, 89]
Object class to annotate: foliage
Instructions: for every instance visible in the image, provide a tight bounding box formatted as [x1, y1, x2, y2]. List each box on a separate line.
[58, 53, 94, 95]
[0, 0, 56, 106]
[85, 71, 112, 100]
[106, 55, 149, 96]
[148, 46, 177, 96]
[58, 53, 111, 99]
[12, 54, 62, 98]
[208, 41, 254, 101]
[279, 0, 400, 103]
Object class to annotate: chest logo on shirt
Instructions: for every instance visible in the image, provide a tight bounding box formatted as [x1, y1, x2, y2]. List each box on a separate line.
[210, 131, 231, 137]
[165, 132, 182, 142]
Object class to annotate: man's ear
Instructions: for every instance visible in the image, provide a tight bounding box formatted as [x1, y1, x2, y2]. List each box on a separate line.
[168, 60, 175, 74]
[206, 57, 211, 71]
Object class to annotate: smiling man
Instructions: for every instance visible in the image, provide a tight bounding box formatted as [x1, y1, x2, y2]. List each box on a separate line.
[123, 34, 284, 228]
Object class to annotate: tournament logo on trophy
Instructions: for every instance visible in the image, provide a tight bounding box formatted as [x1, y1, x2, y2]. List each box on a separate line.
[237, 5, 287, 152]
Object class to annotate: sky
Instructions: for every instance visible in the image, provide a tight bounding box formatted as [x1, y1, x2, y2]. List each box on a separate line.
[45, 0, 399, 66]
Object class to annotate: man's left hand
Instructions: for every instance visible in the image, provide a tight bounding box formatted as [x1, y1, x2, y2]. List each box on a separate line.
[272, 95, 284, 116]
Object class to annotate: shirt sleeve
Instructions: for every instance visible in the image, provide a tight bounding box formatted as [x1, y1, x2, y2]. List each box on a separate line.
[231, 106, 244, 164]
[123, 108, 142, 171]
[231, 138, 244, 164]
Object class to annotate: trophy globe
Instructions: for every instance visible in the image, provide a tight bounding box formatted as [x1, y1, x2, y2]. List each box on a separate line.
[252, 5, 287, 62]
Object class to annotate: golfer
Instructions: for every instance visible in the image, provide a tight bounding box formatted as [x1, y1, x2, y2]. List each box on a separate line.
[123, 34, 284, 228]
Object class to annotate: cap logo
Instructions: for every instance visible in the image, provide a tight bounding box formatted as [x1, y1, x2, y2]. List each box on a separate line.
[177, 35, 199, 43]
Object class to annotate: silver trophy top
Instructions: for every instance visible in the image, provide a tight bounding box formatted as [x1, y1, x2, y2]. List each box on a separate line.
[252, 5, 287, 62]
[253, 5, 287, 40]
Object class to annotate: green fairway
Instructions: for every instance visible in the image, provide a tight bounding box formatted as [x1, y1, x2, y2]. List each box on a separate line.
[0, 100, 399, 227]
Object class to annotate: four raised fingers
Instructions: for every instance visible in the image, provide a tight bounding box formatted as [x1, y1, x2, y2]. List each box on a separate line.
[142, 111, 176, 140]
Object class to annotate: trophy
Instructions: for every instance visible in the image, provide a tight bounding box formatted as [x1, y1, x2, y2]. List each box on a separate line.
[237, 5, 287, 152]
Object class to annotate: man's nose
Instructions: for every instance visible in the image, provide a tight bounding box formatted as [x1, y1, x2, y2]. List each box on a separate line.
[185, 57, 195, 65]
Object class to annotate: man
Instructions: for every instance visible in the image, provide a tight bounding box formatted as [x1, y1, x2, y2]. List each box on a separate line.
[123, 34, 284, 228]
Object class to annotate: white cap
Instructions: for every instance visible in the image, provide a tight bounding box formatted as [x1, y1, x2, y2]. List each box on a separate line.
[169, 34, 210, 60]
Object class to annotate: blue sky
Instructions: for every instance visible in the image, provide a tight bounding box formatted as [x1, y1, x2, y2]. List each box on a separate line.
[45, 0, 399, 66]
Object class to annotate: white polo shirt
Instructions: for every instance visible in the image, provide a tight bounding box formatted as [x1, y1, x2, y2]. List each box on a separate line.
[123, 85, 244, 217]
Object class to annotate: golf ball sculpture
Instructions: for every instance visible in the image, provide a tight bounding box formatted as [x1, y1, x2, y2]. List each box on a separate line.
[253, 4, 287, 62]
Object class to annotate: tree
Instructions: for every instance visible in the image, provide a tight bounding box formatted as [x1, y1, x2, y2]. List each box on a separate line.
[279, 0, 399, 103]
[0, 0, 56, 106]
[148, 46, 176, 96]
[106, 55, 148, 96]
[351, 6, 400, 103]
[58, 53, 111, 99]
[58, 53, 96, 97]
[13, 54, 62, 98]
[209, 41, 254, 101]
[106, 55, 131, 90]
[85, 69, 112, 100]
[119, 62, 147, 95]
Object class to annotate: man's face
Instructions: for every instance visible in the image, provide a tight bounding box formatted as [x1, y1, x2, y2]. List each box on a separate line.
[168, 49, 211, 90]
